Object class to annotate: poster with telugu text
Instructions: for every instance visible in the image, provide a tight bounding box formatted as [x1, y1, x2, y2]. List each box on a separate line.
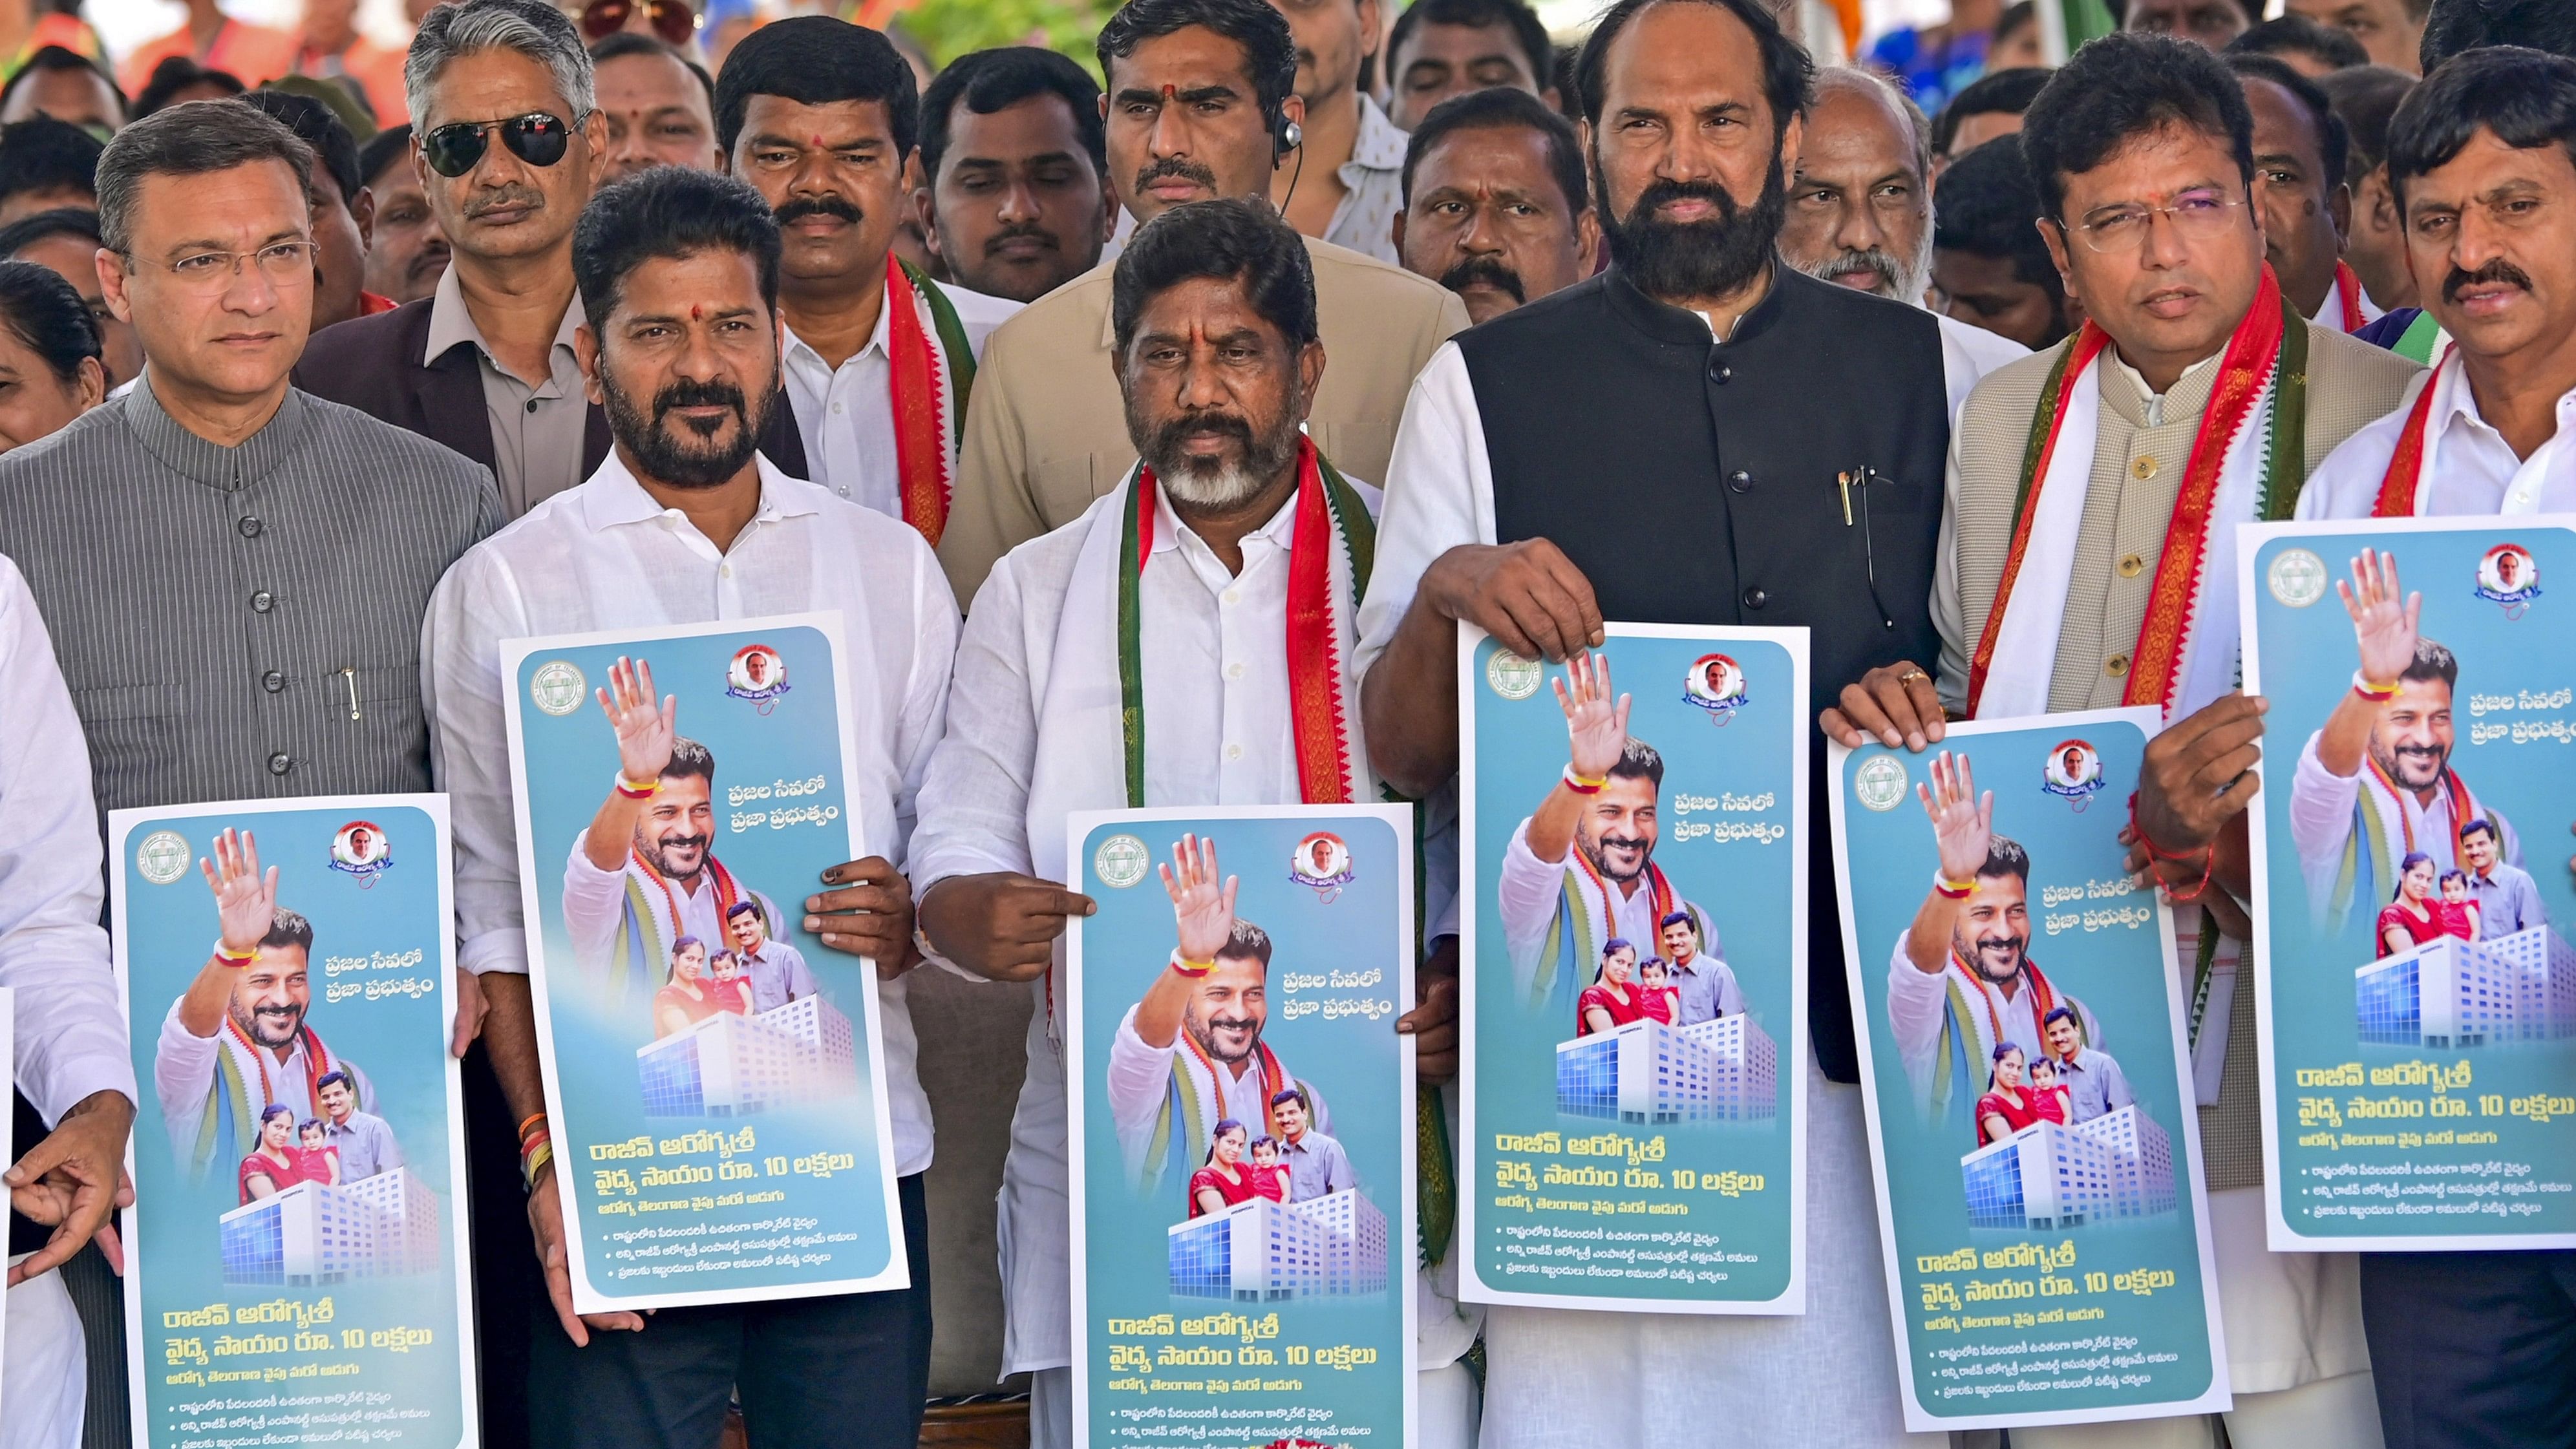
[503, 613, 907, 1313]
[1066, 806, 1416, 1449]
[2242, 516, 2576, 1251]
[1458, 624, 1807, 1313]
[1832, 712, 2229, 1431]
[113, 798, 476, 1448]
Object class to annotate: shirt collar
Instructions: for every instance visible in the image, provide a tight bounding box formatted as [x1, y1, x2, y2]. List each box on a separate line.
[1148, 473, 1301, 560]
[121, 371, 311, 491]
[423, 262, 583, 369]
[1343, 94, 1407, 180]
[576, 447, 825, 534]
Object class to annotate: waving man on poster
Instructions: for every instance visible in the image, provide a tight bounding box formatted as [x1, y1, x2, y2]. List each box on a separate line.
[1495, 652, 1716, 1018]
[2288, 551, 2523, 931]
[1106, 835, 1328, 1193]
[563, 657, 787, 1008]
[155, 829, 378, 1178]
[1886, 752, 2100, 1119]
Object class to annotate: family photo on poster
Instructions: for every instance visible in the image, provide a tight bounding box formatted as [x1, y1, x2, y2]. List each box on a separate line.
[1459, 626, 1808, 1313]
[503, 615, 908, 1313]
[1065, 807, 1415, 1449]
[112, 799, 477, 1448]
[2242, 519, 2576, 1251]
[1833, 714, 2230, 1432]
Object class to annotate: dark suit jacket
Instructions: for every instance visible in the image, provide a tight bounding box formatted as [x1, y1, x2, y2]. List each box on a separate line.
[294, 296, 809, 493]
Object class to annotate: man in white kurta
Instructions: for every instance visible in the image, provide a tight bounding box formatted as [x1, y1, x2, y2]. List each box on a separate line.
[0, 556, 140, 1449]
[423, 165, 957, 1448]
[906, 196, 1475, 1449]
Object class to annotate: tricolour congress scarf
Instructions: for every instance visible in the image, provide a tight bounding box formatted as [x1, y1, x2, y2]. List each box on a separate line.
[884, 253, 978, 547]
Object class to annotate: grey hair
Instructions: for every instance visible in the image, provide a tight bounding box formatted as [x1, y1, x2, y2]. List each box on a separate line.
[94, 101, 314, 256]
[405, 0, 596, 131]
[1811, 66, 1932, 182]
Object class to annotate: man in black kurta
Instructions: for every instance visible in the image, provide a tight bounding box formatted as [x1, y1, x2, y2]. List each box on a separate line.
[1353, 0, 1949, 1443]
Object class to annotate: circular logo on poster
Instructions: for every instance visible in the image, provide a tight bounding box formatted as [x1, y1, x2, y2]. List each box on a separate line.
[1683, 651, 1747, 726]
[2267, 547, 2328, 608]
[2042, 739, 2106, 810]
[1486, 649, 1542, 700]
[1854, 754, 1908, 812]
[135, 829, 191, 885]
[725, 644, 791, 712]
[2475, 543, 2540, 618]
[330, 820, 394, 887]
[1289, 831, 1354, 902]
[1094, 833, 1151, 889]
[529, 659, 587, 716]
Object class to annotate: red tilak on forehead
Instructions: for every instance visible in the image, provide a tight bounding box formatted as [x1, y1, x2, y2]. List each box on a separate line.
[811, 134, 824, 148]
[1163, 83, 1176, 100]
[690, 304, 702, 321]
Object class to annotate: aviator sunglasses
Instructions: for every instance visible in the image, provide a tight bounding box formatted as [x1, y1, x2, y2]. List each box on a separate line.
[420, 112, 575, 177]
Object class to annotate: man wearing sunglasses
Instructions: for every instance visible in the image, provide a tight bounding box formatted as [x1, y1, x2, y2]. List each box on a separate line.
[937, 0, 1467, 605]
[296, 0, 807, 522]
[712, 17, 1019, 541]
[1817, 35, 2419, 1449]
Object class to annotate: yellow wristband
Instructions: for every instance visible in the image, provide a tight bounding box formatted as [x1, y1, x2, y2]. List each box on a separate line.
[1169, 951, 1215, 979]
[214, 940, 257, 966]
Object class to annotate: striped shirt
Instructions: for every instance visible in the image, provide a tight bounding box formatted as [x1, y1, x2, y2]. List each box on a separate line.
[0, 378, 500, 816]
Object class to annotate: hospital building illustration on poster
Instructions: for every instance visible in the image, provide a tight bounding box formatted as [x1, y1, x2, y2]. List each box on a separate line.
[1555, 1015, 1780, 1124]
[1168, 1190, 1392, 1302]
[637, 994, 860, 1117]
[218, 1169, 442, 1286]
[2356, 927, 2576, 1050]
[1961, 1106, 2177, 1231]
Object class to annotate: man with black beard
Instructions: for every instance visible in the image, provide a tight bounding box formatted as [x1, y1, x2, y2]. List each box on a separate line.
[1355, 0, 1951, 1441]
[425, 166, 957, 1448]
[909, 198, 1480, 1449]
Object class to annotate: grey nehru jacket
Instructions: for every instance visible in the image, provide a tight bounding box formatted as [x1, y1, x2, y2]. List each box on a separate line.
[0, 379, 501, 816]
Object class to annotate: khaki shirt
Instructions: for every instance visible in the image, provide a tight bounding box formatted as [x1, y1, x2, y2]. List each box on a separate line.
[937, 233, 1470, 604]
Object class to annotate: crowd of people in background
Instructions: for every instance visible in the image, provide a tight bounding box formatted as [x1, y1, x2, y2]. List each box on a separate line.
[0, 2, 2568, 1449]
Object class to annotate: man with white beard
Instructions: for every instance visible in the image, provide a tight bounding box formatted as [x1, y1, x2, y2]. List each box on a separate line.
[1778, 66, 2029, 417]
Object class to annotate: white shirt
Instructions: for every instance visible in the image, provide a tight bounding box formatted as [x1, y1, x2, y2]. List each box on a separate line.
[1884, 936, 2052, 1100]
[2314, 270, 2385, 335]
[421, 451, 961, 1176]
[2299, 352, 2576, 519]
[782, 279, 1020, 518]
[904, 474, 1389, 1378]
[1936, 310, 2028, 420]
[153, 1004, 378, 1167]
[2286, 728, 2521, 925]
[0, 555, 134, 1126]
[1322, 93, 1409, 267]
[1103, 1004, 1332, 1182]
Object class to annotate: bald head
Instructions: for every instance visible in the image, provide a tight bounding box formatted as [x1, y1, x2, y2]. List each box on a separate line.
[1779, 66, 1933, 301]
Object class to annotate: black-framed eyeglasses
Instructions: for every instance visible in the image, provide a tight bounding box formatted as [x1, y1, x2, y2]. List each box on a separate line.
[420, 112, 575, 178]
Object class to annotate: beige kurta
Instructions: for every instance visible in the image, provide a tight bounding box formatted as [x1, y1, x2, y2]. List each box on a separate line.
[1932, 317, 2421, 1399]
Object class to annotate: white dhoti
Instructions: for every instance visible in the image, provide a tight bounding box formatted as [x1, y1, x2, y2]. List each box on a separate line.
[3, 1258, 85, 1449]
